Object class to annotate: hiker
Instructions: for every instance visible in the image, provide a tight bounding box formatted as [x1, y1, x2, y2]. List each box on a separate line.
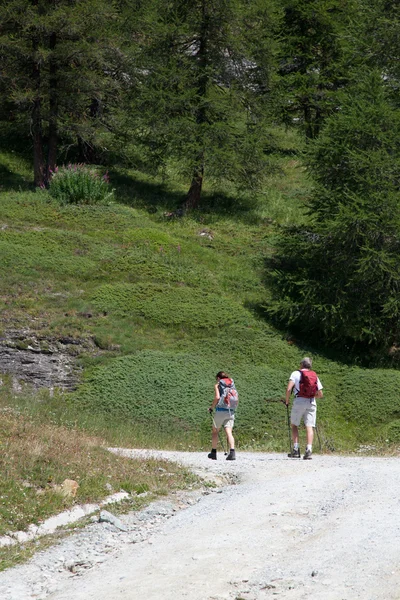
[285, 357, 323, 460]
[208, 371, 238, 461]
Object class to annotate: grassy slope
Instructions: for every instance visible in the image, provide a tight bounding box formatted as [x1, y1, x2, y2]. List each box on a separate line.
[1, 146, 400, 459]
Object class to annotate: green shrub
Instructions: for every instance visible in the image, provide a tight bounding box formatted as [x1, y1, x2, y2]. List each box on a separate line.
[386, 420, 400, 443]
[92, 283, 253, 329]
[335, 367, 400, 426]
[48, 164, 114, 205]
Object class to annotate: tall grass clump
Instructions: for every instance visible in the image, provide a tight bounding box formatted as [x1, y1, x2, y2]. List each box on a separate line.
[48, 164, 114, 205]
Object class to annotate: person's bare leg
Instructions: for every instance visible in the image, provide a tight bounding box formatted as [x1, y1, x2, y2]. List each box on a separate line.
[306, 426, 314, 447]
[212, 426, 219, 449]
[291, 424, 299, 444]
[225, 427, 234, 449]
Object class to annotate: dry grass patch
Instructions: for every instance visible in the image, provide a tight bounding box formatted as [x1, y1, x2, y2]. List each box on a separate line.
[0, 407, 198, 536]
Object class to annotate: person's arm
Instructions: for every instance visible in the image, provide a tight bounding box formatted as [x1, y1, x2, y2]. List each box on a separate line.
[209, 383, 220, 412]
[285, 380, 295, 406]
[315, 379, 323, 399]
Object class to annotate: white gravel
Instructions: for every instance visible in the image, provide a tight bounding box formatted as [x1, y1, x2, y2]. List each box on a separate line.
[1, 449, 400, 600]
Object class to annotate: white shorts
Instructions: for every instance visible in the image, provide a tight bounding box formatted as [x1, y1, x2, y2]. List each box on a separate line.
[291, 398, 316, 427]
[213, 410, 235, 429]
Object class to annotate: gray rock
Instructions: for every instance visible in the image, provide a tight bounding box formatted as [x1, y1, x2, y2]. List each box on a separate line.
[0, 331, 100, 390]
[99, 510, 128, 532]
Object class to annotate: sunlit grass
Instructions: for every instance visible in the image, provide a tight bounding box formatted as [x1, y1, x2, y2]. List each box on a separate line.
[0, 400, 199, 538]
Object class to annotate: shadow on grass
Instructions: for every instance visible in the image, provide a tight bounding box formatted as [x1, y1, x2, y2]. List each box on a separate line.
[244, 299, 388, 369]
[0, 163, 33, 192]
[110, 170, 182, 213]
[110, 169, 261, 224]
[0, 125, 33, 191]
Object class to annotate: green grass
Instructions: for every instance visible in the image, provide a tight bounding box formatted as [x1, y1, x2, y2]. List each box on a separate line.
[0, 402, 198, 540]
[1, 137, 400, 464]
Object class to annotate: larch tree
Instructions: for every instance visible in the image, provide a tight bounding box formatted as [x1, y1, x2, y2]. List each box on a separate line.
[267, 73, 400, 362]
[124, 0, 282, 209]
[277, 0, 357, 139]
[0, 0, 121, 186]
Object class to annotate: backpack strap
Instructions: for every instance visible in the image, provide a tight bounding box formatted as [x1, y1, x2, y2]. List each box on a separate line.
[294, 370, 302, 397]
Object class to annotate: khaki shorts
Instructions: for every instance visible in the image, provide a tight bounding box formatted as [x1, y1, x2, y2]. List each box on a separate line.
[291, 398, 316, 427]
[213, 410, 235, 429]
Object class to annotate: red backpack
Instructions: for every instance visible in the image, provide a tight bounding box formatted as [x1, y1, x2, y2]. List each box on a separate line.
[298, 370, 318, 398]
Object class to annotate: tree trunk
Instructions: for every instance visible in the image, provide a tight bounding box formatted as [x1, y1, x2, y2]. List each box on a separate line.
[304, 100, 314, 139]
[185, 161, 204, 210]
[46, 31, 57, 184]
[32, 37, 45, 187]
[77, 98, 100, 163]
[184, 0, 208, 210]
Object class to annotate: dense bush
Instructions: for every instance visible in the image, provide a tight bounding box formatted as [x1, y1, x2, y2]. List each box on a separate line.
[386, 420, 400, 443]
[48, 164, 114, 205]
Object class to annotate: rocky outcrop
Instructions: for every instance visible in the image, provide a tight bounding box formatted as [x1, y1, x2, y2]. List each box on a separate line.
[0, 331, 97, 390]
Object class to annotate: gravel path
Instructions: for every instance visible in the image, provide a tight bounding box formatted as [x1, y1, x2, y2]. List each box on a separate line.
[1, 449, 400, 600]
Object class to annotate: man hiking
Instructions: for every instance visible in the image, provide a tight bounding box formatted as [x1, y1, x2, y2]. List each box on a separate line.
[208, 371, 238, 461]
[285, 357, 323, 460]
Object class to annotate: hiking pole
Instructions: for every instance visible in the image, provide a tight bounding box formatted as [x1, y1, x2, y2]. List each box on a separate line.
[315, 424, 322, 452]
[265, 398, 292, 455]
[315, 423, 335, 452]
[285, 403, 292, 456]
[209, 411, 228, 455]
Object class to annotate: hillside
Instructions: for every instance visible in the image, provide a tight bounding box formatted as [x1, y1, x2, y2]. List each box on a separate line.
[1, 147, 400, 456]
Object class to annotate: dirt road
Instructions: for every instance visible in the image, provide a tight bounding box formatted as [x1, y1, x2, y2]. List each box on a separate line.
[2, 450, 400, 600]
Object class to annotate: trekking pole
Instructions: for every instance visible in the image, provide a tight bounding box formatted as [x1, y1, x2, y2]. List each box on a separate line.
[285, 403, 292, 456]
[265, 398, 292, 455]
[315, 423, 335, 452]
[315, 424, 322, 452]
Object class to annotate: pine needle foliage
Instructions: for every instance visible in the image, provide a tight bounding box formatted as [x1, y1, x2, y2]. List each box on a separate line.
[267, 72, 400, 362]
[0, 0, 121, 186]
[123, 0, 282, 207]
[277, 0, 357, 138]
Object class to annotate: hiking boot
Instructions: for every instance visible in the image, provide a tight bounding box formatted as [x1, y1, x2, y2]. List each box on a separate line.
[208, 450, 217, 460]
[226, 450, 236, 461]
[288, 448, 300, 458]
[303, 449, 312, 460]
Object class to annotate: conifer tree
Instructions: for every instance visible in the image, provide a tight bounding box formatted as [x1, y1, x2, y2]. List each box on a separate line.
[353, 0, 400, 86]
[277, 0, 356, 138]
[125, 0, 281, 209]
[267, 73, 400, 361]
[0, 0, 120, 186]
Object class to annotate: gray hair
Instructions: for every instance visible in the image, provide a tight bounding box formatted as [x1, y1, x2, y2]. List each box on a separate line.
[300, 357, 312, 369]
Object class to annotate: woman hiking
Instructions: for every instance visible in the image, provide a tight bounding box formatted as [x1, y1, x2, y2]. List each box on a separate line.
[208, 371, 238, 461]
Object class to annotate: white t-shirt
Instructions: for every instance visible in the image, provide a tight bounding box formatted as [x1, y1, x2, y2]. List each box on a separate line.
[289, 369, 323, 402]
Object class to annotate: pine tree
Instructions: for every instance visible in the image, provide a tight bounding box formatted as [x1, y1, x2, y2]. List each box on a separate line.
[124, 0, 281, 209]
[353, 1, 400, 87]
[277, 0, 356, 139]
[267, 72, 400, 362]
[0, 0, 121, 186]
